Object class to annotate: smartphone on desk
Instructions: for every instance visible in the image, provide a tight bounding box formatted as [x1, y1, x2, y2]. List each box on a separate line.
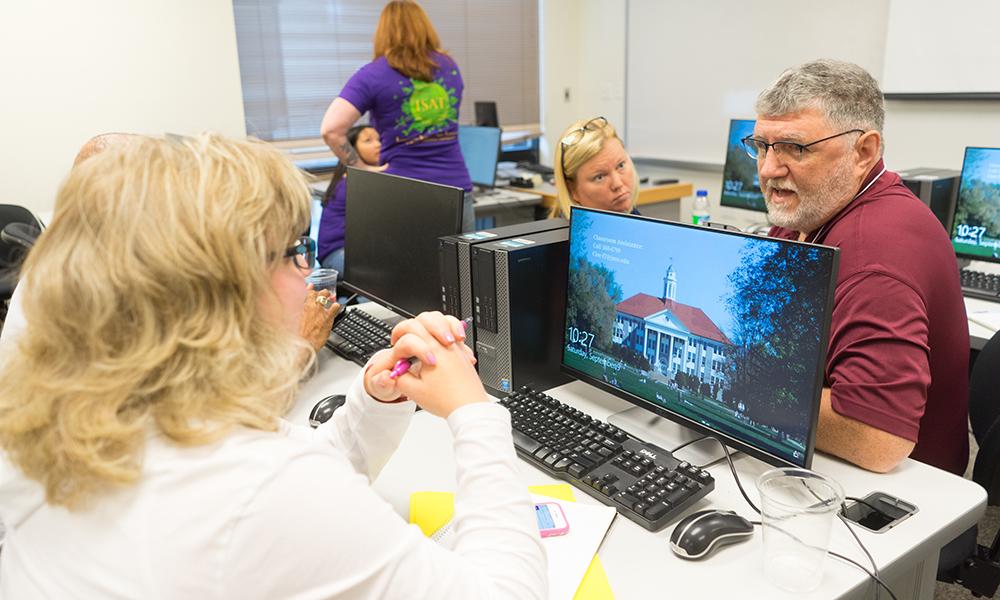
[535, 502, 570, 537]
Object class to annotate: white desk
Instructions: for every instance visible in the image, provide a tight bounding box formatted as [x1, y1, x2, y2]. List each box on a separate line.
[291, 320, 985, 600]
[967, 296, 1000, 350]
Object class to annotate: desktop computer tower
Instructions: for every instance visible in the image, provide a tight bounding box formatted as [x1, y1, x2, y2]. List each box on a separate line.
[898, 168, 960, 232]
[471, 228, 573, 395]
[438, 219, 568, 349]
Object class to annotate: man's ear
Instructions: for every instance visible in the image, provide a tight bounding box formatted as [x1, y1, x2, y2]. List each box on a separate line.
[855, 130, 882, 174]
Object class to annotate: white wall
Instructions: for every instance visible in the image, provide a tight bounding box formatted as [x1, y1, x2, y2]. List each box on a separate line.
[541, 0, 1000, 229]
[539, 0, 626, 164]
[0, 1, 247, 216]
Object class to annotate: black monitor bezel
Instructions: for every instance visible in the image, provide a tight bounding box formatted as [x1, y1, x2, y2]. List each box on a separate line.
[560, 206, 840, 469]
[341, 168, 464, 318]
[719, 118, 768, 214]
[950, 146, 1000, 264]
[459, 125, 502, 188]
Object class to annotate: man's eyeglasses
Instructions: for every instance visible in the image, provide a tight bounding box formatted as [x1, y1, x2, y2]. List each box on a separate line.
[284, 236, 316, 271]
[560, 116, 609, 178]
[741, 129, 864, 162]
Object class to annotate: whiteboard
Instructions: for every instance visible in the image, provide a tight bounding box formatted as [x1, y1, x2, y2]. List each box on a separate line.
[882, 0, 1000, 95]
[625, 0, 889, 165]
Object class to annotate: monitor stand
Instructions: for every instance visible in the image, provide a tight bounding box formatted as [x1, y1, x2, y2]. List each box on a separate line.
[607, 405, 732, 467]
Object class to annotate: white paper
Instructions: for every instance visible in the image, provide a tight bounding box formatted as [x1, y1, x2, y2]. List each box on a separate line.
[431, 494, 616, 600]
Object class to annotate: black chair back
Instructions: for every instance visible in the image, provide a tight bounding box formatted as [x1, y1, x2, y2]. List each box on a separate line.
[0, 204, 41, 270]
[971, 330, 1000, 504]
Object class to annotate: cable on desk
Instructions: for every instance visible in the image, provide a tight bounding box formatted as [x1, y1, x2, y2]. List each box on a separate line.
[707, 436, 760, 515]
[838, 511, 884, 600]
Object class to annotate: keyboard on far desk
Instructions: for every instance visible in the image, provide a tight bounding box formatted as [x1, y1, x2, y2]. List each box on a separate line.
[499, 386, 715, 532]
[325, 309, 393, 366]
[961, 268, 1000, 302]
[517, 162, 555, 176]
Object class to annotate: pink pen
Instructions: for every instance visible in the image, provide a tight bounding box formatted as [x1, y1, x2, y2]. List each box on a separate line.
[389, 317, 473, 379]
[388, 358, 415, 379]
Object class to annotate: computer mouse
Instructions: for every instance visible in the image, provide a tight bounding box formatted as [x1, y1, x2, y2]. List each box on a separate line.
[309, 394, 346, 428]
[669, 509, 754, 560]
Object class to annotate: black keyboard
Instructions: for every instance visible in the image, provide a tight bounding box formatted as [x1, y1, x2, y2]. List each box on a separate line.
[517, 162, 555, 176]
[325, 309, 393, 366]
[961, 268, 1000, 301]
[499, 386, 715, 532]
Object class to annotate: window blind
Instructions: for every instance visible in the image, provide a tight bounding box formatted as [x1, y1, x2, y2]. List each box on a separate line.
[233, 0, 539, 142]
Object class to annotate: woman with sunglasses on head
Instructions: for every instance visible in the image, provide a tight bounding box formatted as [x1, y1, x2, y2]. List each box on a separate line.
[0, 134, 546, 599]
[318, 124, 381, 274]
[549, 117, 640, 220]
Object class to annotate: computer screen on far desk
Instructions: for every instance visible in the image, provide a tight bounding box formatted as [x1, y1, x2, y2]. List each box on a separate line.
[458, 125, 502, 188]
[951, 146, 1000, 262]
[720, 119, 767, 214]
[343, 169, 464, 317]
[562, 207, 839, 468]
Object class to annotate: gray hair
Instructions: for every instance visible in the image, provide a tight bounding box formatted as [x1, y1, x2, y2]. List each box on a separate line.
[755, 59, 884, 134]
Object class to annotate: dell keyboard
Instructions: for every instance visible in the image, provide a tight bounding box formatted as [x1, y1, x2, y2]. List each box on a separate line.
[499, 386, 715, 532]
[325, 309, 393, 366]
[961, 268, 1000, 301]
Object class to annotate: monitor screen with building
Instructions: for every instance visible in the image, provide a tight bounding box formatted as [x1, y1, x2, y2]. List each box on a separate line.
[562, 207, 839, 467]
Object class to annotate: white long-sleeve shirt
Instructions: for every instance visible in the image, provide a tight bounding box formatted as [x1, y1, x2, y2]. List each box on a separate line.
[0, 310, 547, 599]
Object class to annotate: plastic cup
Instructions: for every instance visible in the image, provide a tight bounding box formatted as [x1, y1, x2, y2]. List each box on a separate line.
[306, 268, 338, 297]
[756, 467, 845, 593]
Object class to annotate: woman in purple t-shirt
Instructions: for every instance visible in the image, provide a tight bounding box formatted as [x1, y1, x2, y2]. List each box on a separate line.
[320, 0, 474, 232]
[318, 125, 381, 272]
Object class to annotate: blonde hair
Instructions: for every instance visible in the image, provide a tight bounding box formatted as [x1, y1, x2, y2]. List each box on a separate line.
[0, 134, 313, 508]
[550, 118, 639, 219]
[373, 0, 445, 82]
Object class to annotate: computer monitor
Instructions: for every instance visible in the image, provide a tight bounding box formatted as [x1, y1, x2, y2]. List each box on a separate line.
[343, 168, 464, 317]
[720, 119, 767, 213]
[458, 125, 502, 188]
[950, 147, 1000, 262]
[474, 101, 499, 127]
[562, 207, 839, 468]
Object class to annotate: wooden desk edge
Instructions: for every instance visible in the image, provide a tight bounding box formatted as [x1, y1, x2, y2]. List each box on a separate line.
[530, 182, 693, 209]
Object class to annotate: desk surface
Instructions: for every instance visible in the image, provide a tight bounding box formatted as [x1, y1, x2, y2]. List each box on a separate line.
[293, 310, 985, 600]
[515, 181, 693, 210]
[967, 296, 1000, 350]
[276, 124, 543, 166]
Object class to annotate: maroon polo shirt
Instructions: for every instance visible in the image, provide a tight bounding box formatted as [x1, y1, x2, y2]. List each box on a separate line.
[771, 159, 969, 474]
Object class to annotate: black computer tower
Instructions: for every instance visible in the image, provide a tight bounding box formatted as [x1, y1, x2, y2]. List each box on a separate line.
[439, 219, 568, 350]
[898, 168, 960, 232]
[471, 228, 573, 395]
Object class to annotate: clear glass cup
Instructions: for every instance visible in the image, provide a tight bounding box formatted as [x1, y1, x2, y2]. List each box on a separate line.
[756, 467, 845, 593]
[306, 268, 338, 297]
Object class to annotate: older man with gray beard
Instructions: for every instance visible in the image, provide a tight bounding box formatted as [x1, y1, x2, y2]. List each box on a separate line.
[743, 59, 968, 475]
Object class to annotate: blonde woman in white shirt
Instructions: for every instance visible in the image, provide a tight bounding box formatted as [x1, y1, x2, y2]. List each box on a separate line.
[0, 134, 546, 599]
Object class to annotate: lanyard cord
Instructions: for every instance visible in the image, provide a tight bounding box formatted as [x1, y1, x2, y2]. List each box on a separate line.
[810, 166, 887, 244]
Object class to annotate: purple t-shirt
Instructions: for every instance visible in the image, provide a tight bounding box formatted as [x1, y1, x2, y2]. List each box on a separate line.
[770, 160, 970, 474]
[317, 178, 346, 262]
[338, 53, 472, 192]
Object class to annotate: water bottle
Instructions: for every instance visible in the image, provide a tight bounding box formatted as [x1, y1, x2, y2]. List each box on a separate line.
[692, 189, 710, 226]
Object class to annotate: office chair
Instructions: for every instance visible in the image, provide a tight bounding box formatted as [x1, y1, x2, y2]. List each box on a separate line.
[0, 204, 42, 323]
[937, 329, 1000, 596]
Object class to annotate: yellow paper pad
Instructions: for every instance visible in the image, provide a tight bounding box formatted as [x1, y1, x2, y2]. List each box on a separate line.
[409, 483, 614, 599]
